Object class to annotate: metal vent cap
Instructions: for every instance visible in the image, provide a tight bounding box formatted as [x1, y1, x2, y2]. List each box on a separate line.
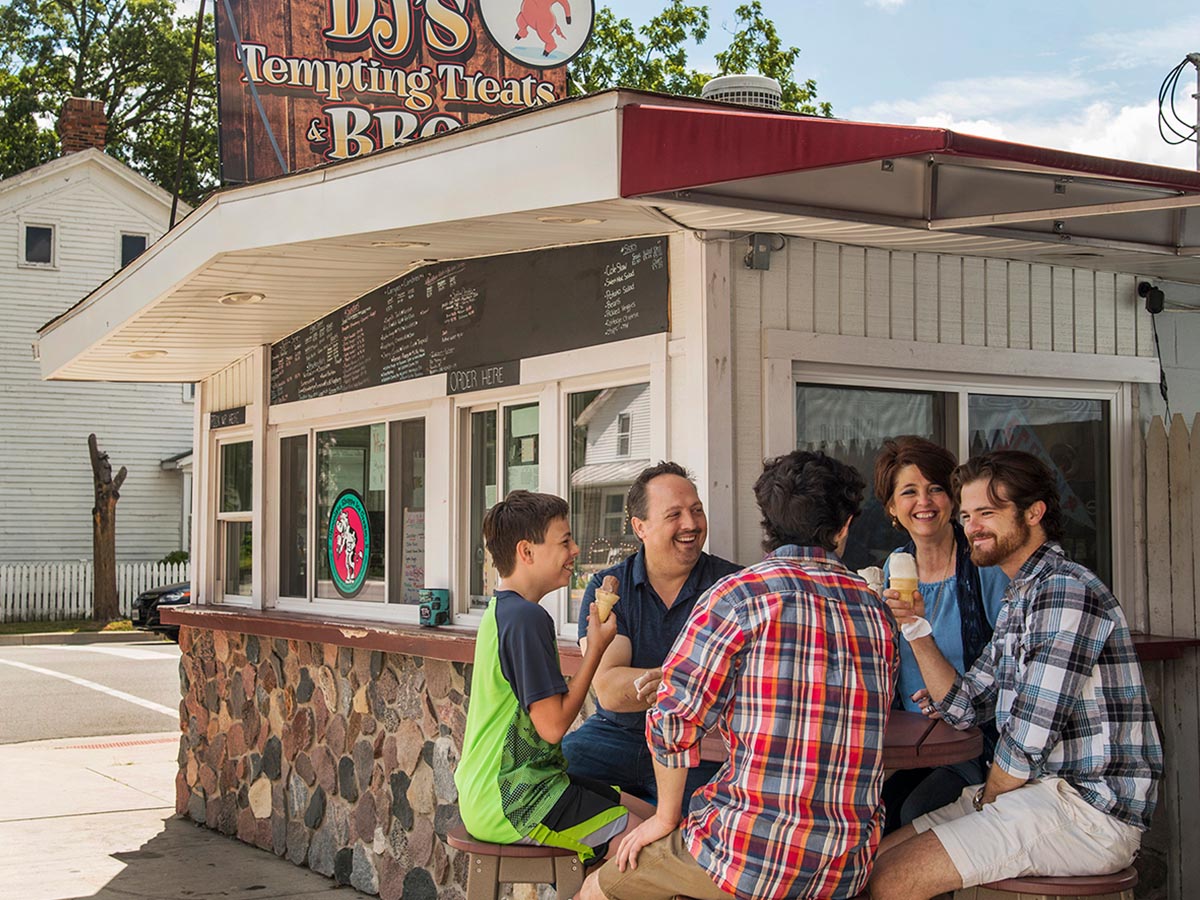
[701, 74, 783, 110]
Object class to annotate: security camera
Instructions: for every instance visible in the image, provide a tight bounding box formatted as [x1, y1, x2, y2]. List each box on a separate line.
[1138, 281, 1165, 315]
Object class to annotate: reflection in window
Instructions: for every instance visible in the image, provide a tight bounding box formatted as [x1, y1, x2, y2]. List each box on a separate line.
[468, 410, 498, 609]
[969, 395, 1111, 584]
[388, 420, 426, 604]
[220, 441, 253, 513]
[795, 384, 948, 572]
[224, 521, 253, 596]
[505, 404, 540, 492]
[279, 435, 308, 598]
[568, 384, 650, 622]
[316, 424, 386, 601]
[218, 441, 253, 598]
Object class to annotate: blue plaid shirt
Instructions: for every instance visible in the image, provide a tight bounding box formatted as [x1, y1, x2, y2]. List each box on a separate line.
[938, 542, 1162, 829]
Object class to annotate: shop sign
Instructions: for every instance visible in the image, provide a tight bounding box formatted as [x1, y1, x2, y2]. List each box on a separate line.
[327, 489, 370, 597]
[210, 406, 247, 429]
[215, 0, 595, 185]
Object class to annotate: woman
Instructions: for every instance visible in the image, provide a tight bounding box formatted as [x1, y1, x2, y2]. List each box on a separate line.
[872, 436, 1008, 833]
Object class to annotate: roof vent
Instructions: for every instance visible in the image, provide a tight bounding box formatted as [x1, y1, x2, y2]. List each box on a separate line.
[701, 74, 782, 110]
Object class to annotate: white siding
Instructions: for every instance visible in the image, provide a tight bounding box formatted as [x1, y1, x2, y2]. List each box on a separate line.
[583, 383, 651, 465]
[0, 159, 192, 563]
[728, 237, 1161, 563]
[204, 355, 257, 413]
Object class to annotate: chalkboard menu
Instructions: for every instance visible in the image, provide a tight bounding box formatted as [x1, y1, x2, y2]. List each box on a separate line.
[270, 237, 669, 405]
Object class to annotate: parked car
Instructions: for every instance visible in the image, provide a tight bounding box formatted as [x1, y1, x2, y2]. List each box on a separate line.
[131, 582, 190, 640]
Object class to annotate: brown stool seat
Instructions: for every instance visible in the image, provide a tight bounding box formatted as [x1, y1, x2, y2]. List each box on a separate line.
[447, 824, 580, 858]
[978, 866, 1138, 896]
[446, 823, 585, 900]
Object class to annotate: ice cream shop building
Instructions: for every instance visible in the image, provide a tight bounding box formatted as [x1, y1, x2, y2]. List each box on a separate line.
[36, 83, 1200, 898]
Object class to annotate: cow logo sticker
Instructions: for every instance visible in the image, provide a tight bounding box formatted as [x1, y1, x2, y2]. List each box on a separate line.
[478, 0, 595, 69]
[327, 490, 370, 598]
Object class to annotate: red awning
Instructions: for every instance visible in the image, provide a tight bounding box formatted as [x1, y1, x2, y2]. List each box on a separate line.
[619, 103, 1200, 198]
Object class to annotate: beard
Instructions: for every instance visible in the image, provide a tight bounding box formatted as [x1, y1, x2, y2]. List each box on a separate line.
[969, 516, 1031, 568]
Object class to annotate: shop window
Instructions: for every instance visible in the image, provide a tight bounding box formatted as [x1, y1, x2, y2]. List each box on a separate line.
[466, 402, 539, 609]
[387, 419, 426, 604]
[279, 435, 308, 598]
[794, 382, 1112, 584]
[316, 424, 386, 602]
[218, 441, 253, 598]
[567, 383, 649, 623]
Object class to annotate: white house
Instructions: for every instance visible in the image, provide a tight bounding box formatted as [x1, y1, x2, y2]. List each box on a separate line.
[0, 100, 193, 565]
[34, 91, 1200, 897]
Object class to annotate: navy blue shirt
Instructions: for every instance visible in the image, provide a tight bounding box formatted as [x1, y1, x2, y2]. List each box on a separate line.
[576, 548, 742, 734]
[495, 590, 568, 712]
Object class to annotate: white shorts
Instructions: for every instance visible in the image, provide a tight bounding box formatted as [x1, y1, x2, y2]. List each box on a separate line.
[911, 777, 1142, 888]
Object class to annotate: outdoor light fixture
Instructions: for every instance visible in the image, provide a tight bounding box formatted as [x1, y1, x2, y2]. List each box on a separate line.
[536, 215, 606, 225]
[1138, 281, 1166, 315]
[217, 291, 265, 306]
[127, 349, 168, 360]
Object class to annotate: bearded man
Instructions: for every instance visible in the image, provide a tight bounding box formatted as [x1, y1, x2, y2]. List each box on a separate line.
[870, 450, 1162, 900]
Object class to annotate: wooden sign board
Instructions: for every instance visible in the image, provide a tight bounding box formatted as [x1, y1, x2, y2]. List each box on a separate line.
[215, 0, 593, 184]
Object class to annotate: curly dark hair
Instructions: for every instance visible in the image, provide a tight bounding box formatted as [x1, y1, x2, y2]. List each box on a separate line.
[626, 460, 694, 522]
[753, 451, 865, 553]
[952, 450, 1065, 542]
[873, 436, 958, 507]
[482, 490, 570, 577]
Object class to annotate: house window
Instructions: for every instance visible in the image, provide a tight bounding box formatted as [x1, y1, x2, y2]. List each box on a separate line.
[182, 384, 196, 402]
[316, 424, 387, 602]
[22, 224, 55, 266]
[794, 382, 1112, 584]
[279, 435, 308, 599]
[465, 402, 539, 609]
[567, 383, 650, 622]
[120, 233, 148, 268]
[217, 441, 253, 598]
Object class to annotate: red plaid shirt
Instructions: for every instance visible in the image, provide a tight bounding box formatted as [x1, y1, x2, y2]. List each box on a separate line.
[647, 546, 897, 900]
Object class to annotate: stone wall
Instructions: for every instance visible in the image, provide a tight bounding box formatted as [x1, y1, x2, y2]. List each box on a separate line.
[176, 627, 469, 900]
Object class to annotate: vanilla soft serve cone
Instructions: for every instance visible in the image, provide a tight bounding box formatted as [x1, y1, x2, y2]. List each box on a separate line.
[594, 575, 620, 623]
[888, 551, 919, 604]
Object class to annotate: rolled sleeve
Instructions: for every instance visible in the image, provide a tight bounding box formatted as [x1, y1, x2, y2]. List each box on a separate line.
[938, 635, 1001, 728]
[646, 583, 745, 768]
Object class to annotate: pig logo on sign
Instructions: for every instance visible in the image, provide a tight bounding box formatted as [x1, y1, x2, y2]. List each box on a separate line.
[478, 0, 594, 69]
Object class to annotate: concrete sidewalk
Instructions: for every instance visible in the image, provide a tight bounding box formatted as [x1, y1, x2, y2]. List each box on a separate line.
[0, 731, 369, 900]
[0, 630, 171, 647]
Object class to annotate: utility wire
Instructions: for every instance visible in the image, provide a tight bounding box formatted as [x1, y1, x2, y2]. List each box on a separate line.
[1158, 56, 1197, 146]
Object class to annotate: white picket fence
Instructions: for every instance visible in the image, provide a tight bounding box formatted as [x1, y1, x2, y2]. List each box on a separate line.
[0, 561, 191, 623]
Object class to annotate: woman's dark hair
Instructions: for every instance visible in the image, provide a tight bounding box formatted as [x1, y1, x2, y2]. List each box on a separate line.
[482, 490, 569, 577]
[626, 460, 693, 522]
[754, 450, 865, 553]
[952, 450, 1065, 541]
[873, 436, 958, 507]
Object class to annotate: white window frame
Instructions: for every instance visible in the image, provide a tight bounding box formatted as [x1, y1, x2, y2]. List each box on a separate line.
[182, 384, 196, 403]
[616, 412, 632, 457]
[214, 433, 255, 605]
[270, 405, 429, 625]
[769, 358, 1136, 606]
[117, 230, 149, 269]
[19, 220, 57, 269]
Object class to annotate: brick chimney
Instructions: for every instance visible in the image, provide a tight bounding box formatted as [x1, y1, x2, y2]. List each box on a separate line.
[57, 98, 108, 155]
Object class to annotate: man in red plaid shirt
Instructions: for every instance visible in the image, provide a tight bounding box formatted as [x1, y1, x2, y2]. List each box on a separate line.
[580, 450, 898, 900]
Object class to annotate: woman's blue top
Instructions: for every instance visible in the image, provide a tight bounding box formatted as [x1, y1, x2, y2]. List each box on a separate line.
[882, 555, 1009, 712]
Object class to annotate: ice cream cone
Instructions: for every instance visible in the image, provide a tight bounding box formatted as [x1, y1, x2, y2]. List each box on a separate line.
[889, 576, 919, 604]
[594, 589, 619, 623]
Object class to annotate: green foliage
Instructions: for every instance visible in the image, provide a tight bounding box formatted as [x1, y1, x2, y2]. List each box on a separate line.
[0, 0, 218, 205]
[568, 0, 831, 116]
[158, 549, 190, 566]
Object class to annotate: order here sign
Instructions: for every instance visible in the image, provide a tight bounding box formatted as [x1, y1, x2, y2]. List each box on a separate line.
[215, 0, 594, 185]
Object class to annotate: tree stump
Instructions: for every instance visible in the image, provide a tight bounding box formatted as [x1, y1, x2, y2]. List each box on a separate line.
[89, 433, 127, 622]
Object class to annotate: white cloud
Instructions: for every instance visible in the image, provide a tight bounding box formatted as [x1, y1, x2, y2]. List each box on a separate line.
[853, 74, 1102, 121]
[1083, 18, 1200, 71]
[866, 0, 907, 9]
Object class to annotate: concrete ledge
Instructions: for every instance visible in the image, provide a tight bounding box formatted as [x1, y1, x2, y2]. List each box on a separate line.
[0, 630, 171, 647]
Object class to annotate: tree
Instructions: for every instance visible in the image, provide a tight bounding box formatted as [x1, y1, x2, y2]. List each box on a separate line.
[88, 433, 126, 622]
[0, 0, 218, 205]
[568, 1, 832, 116]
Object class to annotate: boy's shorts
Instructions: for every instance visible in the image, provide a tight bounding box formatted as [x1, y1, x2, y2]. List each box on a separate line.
[519, 775, 629, 861]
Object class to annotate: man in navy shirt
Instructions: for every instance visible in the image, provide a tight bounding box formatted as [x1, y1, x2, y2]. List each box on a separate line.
[563, 461, 741, 812]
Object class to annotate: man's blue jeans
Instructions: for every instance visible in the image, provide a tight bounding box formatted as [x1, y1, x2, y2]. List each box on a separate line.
[561, 715, 721, 816]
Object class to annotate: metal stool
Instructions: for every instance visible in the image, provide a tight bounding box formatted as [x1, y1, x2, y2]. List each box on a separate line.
[954, 866, 1138, 900]
[447, 824, 585, 900]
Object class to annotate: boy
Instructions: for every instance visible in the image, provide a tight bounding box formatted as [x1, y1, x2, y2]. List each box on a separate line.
[455, 490, 647, 861]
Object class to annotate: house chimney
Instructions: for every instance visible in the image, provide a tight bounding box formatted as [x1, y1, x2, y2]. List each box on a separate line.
[57, 98, 108, 155]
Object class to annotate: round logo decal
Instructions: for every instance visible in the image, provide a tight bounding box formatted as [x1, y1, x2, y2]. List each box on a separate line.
[478, 0, 595, 70]
[327, 489, 370, 598]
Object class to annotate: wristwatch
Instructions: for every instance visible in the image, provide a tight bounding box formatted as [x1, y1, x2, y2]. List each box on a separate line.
[972, 786, 987, 812]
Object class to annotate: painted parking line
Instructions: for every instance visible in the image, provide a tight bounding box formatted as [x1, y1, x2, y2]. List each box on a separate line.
[0, 658, 177, 718]
[51, 646, 177, 661]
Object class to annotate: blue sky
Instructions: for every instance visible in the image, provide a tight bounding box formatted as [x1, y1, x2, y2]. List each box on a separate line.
[601, 0, 1200, 169]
